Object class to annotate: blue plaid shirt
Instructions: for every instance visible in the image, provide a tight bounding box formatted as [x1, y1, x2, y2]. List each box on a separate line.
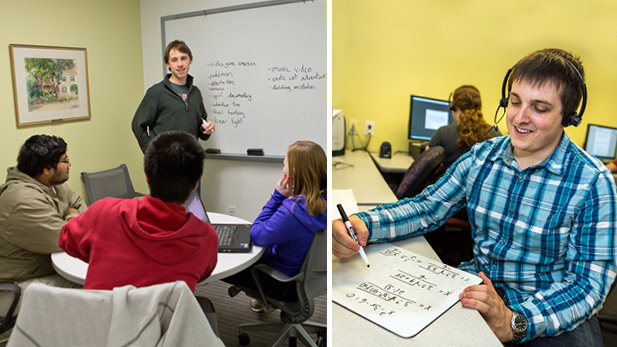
[358, 133, 617, 341]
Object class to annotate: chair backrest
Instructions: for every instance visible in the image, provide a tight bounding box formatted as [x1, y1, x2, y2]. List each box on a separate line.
[0, 283, 21, 334]
[284, 228, 326, 323]
[299, 228, 327, 301]
[395, 146, 445, 199]
[81, 164, 139, 205]
[7, 281, 223, 347]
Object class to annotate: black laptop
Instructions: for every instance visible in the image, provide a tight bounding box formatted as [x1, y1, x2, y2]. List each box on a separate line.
[184, 190, 252, 253]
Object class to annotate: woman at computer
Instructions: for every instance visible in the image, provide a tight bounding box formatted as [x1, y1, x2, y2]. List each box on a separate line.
[224, 140, 327, 312]
[426, 85, 501, 169]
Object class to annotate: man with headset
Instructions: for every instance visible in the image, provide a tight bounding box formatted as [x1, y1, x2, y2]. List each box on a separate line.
[333, 48, 616, 345]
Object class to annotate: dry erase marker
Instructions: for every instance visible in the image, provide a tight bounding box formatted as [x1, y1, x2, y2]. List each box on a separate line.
[336, 203, 370, 268]
[202, 119, 214, 132]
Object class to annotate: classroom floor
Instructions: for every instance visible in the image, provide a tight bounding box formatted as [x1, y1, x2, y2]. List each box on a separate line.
[195, 280, 327, 347]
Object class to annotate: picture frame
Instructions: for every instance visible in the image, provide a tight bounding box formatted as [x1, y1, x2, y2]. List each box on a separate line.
[9, 44, 91, 127]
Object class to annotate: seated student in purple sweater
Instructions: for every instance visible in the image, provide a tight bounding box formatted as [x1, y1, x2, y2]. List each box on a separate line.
[224, 141, 327, 312]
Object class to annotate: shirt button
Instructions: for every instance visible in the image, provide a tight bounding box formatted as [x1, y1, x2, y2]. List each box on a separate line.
[501, 240, 505, 245]
[509, 210, 514, 215]
[519, 176, 524, 181]
[493, 262, 497, 266]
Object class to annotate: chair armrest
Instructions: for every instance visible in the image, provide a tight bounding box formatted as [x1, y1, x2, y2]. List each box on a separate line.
[250, 264, 303, 312]
[0, 283, 21, 330]
[252, 264, 302, 283]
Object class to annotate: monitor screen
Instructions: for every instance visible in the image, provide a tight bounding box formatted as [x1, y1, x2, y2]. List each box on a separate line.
[584, 123, 617, 159]
[408, 95, 453, 141]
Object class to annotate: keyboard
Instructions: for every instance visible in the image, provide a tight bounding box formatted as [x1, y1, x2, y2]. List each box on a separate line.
[215, 225, 237, 246]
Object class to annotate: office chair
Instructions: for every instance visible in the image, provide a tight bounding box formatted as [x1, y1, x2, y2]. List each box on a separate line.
[395, 146, 445, 199]
[81, 164, 143, 205]
[7, 281, 223, 347]
[228, 229, 327, 347]
[395, 146, 473, 266]
[0, 283, 20, 337]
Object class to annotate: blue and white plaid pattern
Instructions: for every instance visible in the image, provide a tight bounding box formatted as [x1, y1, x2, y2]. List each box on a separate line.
[358, 133, 617, 341]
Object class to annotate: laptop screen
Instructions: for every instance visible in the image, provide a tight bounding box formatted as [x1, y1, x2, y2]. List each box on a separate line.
[184, 190, 210, 223]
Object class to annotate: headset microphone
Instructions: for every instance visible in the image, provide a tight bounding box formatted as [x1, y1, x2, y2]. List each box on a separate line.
[499, 68, 513, 109]
[497, 59, 587, 128]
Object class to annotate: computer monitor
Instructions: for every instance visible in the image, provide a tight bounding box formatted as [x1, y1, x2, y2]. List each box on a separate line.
[408, 95, 453, 141]
[584, 123, 617, 160]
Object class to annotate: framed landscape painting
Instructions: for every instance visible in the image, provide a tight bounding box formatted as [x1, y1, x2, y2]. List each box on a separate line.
[9, 44, 91, 126]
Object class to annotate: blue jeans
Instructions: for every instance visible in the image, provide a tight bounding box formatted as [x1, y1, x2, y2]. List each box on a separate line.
[518, 315, 603, 347]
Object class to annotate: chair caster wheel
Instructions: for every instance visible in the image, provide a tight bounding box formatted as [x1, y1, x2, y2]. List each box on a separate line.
[228, 286, 242, 297]
[239, 332, 250, 346]
[316, 330, 327, 347]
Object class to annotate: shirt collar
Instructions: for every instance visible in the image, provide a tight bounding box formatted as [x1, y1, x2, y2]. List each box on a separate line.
[488, 132, 569, 175]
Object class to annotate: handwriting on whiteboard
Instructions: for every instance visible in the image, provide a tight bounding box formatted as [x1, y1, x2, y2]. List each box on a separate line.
[205, 60, 325, 128]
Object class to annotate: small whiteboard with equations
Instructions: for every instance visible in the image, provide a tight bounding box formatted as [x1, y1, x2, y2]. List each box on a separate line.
[333, 243, 481, 338]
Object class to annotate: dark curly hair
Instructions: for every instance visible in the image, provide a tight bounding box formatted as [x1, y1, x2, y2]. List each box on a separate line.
[452, 85, 492, 148]
[17, 135, 67, 178]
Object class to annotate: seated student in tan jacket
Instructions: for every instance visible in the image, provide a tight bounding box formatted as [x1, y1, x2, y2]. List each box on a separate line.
[0, 134, 86, 316]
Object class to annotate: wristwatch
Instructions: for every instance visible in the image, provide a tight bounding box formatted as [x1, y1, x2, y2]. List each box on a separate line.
[510, 310, 528, 343]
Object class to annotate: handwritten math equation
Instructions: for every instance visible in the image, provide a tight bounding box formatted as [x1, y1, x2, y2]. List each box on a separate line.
[379, 247, 474, 283]
[345, 281, 434, 317]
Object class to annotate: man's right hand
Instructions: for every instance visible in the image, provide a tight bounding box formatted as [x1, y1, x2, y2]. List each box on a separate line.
[332, 215, 369, 258]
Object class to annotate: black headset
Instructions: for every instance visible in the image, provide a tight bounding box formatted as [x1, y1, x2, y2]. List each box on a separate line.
[496, 58, 587, 128]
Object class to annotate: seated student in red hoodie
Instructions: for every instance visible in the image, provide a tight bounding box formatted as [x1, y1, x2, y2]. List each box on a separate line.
[59, 131, 218, 292]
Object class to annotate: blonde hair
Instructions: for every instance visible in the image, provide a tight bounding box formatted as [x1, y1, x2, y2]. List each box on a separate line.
[286, 141, 326, 216]
[452, 85, 492, 148]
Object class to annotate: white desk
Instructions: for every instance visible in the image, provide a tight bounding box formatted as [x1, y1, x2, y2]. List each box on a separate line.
[52, 212, 263, 285]
[332, 150, 500, 346]
[332, 237, 501, 346]
[369, 151, 414, 174]
[333, 150, 398, 208]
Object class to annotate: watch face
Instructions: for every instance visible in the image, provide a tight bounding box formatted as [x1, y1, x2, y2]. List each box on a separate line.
[513, 312, 528, 333]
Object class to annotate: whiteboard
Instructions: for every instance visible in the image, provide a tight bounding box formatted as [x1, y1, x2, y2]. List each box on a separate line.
[333, 244, 482, 338]
[163, 0, 326, 156]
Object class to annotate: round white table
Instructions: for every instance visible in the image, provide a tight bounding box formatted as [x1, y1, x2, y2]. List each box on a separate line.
[52, 212, 264, 285]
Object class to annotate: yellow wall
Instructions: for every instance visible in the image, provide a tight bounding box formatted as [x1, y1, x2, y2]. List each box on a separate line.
[0, 0, 147, 202]
[334, 0, 617, 153]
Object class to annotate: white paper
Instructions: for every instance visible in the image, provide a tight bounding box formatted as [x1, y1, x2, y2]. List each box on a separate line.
[333, 244, 482, 338]
[332, 189, 359, 220]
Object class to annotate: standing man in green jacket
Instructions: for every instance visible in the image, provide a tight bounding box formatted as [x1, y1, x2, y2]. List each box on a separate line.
[132, 40, 215, 153]
[0, 134, 86, 316]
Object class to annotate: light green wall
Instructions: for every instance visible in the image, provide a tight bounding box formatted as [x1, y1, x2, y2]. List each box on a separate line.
[0, 0, 147, 202]
[334, 0, 617, 153]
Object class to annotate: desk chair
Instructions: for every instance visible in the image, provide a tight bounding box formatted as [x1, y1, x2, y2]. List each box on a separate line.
[395, 146, 445, 199]
[0, 283, 20, 337]
[228, 229, 326, 347]
[7, 281, 223, 347]
[81, 164, 143, 206]
[395, 146, 472, 266]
